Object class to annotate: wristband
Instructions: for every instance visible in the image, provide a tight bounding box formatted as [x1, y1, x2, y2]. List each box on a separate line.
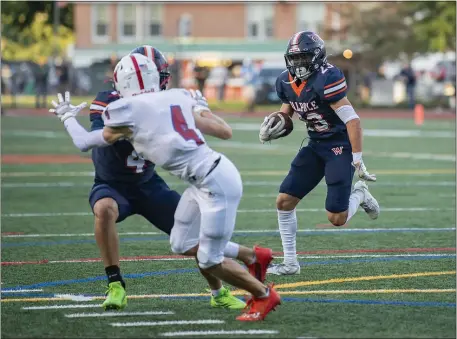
[352, 152, 362, 164]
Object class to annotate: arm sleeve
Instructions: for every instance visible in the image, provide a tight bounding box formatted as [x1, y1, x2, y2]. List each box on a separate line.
[320, 67, 348, 103]
[275, 73, 289, 104]
[334, 105, 359, 124]
[64, 117, 109, 152]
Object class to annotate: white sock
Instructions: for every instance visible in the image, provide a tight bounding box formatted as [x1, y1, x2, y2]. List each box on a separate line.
[211, 287, 223, 297]
[258, 287, 270, 299]
[346, 189, 364, 222]
[223, 241, 239, 259]
[278, 209, 298, 266]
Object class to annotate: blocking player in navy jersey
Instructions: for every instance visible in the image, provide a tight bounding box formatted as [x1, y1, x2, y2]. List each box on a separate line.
[51, 46, 273, 310]
[259, 32, 380, 275]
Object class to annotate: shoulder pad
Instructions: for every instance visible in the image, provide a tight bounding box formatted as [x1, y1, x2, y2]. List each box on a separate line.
[102, 98, 135, 127]
[275, 70, 290, 104]
[170, 88, 197, 106]
[318, 65, 347, 102]
[90, 91, 121, 114]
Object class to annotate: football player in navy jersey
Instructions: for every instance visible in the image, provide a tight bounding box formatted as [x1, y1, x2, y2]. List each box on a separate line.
[259, 32, 380, 276]
[54, 45, 273, 310]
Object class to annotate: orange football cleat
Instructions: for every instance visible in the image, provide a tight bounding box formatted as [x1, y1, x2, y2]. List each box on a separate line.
[236, 284, 281, 322]
[247, 246, 273, 283]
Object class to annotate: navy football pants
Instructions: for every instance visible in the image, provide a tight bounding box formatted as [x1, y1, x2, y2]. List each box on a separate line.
[279, 139, 355, 213]
[89, 172, 180, 235]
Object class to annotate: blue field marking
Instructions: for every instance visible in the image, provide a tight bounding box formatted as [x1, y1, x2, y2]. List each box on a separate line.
[3, 255, 454, 292]
[281, 297, 456, 308]
[2, 228, 456, 248]
[4, 268, 199, 291]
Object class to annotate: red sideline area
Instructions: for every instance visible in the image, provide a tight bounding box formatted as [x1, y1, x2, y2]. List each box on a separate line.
[3, 108, 456, 120]
[2, 247, 455, 266]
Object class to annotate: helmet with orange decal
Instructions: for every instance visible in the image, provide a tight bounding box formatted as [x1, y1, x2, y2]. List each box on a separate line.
[285, 31, 327, 81]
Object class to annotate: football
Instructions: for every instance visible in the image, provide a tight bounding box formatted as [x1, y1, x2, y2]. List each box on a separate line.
[270, 111, 294, 137]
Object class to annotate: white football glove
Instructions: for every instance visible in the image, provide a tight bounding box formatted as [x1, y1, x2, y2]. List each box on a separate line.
[189, 89, 209, 107]
[189, 89, 210, 116]
[49, 91, 87, 122]
[259, 113, 287, 143]
[353, 159, 377, 182]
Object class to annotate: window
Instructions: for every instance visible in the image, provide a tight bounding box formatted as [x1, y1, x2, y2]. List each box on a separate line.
[246, 4, 274, 40]
[91, 4, 110, 43]
[296, 3, 325, 34]
[178, 14, 192, 37]
[118, 4, 137, 41]
[144, 4, 163, 37]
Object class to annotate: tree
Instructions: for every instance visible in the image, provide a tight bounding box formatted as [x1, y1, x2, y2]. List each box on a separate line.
[341, 2, 455, 67]
[405, 1, 456, 52]
[1, 12, 74, 62]
[1, 1, 73, 52]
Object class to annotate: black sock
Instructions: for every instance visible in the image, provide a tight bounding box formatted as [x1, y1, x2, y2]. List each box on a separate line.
[105, 265, 125, 289]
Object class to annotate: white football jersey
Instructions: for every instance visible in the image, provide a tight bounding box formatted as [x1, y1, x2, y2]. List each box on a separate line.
[102, 88, 220, 181]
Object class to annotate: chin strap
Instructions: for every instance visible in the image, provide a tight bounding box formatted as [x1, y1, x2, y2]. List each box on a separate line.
[283, 76, 298, 85]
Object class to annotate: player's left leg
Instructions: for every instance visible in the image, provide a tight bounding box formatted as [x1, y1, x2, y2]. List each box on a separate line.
[192, 155, 280, 321]
[324, 142, 380, 226]
[137, 172, 248, 309]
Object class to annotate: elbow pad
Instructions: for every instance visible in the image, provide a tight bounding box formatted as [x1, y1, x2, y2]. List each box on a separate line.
[334, 105, 359, 124]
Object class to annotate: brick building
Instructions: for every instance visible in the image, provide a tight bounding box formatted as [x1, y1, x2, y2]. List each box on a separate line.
[72, 2, 348, 66]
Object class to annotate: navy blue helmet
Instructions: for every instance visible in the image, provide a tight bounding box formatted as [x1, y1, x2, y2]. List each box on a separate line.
[130, 45, 171, 90]
[285, 31, 327, 80]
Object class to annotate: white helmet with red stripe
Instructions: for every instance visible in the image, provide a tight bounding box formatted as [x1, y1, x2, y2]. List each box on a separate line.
[113, 53, 160, 97]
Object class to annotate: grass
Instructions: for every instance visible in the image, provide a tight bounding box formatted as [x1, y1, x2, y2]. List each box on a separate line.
[2, 95, 278, 113]
[1, 114, 456, 338]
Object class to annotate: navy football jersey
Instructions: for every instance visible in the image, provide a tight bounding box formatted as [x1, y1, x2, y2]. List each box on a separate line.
[89, 90, 155, 184]
[276, 63, 349, 140]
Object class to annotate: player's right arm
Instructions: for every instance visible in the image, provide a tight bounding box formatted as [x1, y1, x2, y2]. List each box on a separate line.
[50, 91, 130, 151]
[259, 71, 293, 143]
[279, 103, 294, 117]
[184, 89, 232, 140]
[193, 109, 232, 140]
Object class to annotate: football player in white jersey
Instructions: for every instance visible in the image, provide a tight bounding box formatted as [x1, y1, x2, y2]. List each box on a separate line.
[50, 53, 281, 321]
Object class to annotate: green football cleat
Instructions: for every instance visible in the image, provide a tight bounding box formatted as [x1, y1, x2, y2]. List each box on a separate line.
[102, 281, 127, 311]
[210, 287, 246, 310]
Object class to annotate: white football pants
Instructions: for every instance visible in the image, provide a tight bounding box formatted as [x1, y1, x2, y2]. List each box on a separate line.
[170, 154, 243, 269]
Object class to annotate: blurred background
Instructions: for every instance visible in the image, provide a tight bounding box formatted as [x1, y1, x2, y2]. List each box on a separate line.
[1, 1, 456, 113]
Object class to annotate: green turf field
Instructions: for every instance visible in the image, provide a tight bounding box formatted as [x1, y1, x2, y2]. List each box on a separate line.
[1, 114, 456, 338]
[2, 95, 278, 113]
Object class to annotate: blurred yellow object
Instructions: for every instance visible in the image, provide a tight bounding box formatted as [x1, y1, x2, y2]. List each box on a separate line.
[444, 83, 455, 97]
[343, 49, 353, 59]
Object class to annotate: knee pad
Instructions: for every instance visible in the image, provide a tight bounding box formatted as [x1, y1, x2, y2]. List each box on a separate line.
[197, 245, 224, 269]
[169, 225, 199, 255]
[326, 183, 351, 213]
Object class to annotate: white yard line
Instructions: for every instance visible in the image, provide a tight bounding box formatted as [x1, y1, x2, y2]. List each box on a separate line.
[159, 330, 279, 337]
[2, 208, 454, 218]
[1, 289, 43, 293]
[7, 127, 455, 138]
[227, 124, 455, 138]
[3, 181, 456, 188]
[65, 311, 174, 318]
[22, 304, 101, 310]
[53, 294, 96, 301]
[363, 151, 455, 162]
[2, 253, 454, 266]
[110, 320, 224, 327]
[2, 227, 455, 238]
